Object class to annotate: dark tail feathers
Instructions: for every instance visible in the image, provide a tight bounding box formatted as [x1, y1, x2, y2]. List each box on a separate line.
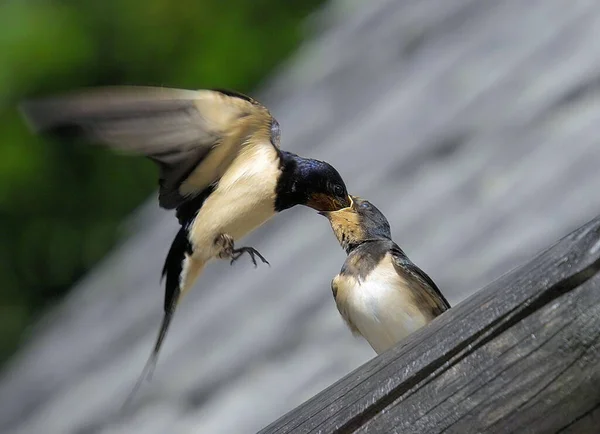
[161, 226, 191, 311]
[123, 227, 191, 409]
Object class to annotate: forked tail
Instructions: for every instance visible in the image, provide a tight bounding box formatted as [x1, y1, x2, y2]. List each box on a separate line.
[122, 299, 177, 409]
[122, 226, 202, 410]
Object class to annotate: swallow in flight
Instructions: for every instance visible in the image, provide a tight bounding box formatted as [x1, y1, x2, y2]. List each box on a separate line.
[321, 196, 450, 355]
[20, 86, 351, 401]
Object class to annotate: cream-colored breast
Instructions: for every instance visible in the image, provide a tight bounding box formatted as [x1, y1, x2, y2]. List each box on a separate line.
[334, 253, 432, 355]
[188, 142, 280, 260]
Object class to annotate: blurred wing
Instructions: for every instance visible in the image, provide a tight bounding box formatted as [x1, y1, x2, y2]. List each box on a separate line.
[390, 246, 451, 316]
[19, 86, 274, 209]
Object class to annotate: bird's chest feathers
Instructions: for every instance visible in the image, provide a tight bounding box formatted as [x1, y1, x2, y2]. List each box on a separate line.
[334, 254, 430, 353]
[188, 143, 280, 256]
[336, 261, 399, 320]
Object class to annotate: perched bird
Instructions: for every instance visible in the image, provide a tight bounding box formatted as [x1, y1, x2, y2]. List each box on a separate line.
[321, 196, 450, 354]
[20, 86, 351, 401]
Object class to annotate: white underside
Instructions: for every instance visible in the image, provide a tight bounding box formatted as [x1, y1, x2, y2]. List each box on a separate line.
[336, 256, 431, 354]
[188, 142, 280, 263]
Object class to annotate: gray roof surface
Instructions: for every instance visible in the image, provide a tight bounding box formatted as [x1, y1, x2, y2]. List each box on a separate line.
[2, 0, 600, 433]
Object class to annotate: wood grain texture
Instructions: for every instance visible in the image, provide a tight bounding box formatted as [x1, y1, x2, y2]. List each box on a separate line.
[260, 215, 600, 434]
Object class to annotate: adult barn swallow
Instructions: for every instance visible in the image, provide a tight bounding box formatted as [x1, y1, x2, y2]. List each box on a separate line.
[322, 196, 449, 354]
[20, 86, 350, 396]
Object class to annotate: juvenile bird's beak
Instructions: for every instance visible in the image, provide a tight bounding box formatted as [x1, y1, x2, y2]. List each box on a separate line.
[348, 195, 359, 209]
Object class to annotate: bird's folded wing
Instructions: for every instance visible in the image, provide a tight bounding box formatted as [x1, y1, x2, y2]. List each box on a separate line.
[390, 246, 451, 314]
[19, 86, 272, 209]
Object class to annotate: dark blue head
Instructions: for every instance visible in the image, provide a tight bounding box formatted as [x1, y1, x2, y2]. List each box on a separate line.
[275, 151, 350, 212]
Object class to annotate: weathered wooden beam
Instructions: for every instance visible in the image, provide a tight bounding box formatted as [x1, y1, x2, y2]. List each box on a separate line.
[259, 215, 600, 434]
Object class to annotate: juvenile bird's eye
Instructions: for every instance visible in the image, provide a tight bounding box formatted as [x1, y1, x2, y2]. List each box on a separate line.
[360, 201, 370, 209]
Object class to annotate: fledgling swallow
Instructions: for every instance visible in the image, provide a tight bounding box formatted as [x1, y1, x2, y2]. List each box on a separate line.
[19, 86, 351, 402]
[321, 196, 450, 355]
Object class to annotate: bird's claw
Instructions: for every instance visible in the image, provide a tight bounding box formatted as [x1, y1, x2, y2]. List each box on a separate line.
[229, 247, 270, 267]
[214, 234, 269, 267]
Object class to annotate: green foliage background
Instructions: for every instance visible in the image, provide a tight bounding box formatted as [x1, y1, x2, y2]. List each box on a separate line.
[0, 0, 324, 365]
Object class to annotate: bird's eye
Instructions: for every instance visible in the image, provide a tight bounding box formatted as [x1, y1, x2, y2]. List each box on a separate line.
[360, 201, 370, 209]
[333, 184, 345, 197]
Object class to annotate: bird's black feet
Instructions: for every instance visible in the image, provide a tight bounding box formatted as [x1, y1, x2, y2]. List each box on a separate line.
[214, 234, 270, 267]
[230, 246, 269, 267]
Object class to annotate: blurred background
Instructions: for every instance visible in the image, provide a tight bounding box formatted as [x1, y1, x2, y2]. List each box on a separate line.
[2, 0, 600, 433]
[0, 0, 324, 365]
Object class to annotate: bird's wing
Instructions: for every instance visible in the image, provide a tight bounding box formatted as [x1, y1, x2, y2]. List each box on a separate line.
[20, 86, 278, 209]
[389, 245, 451, 315]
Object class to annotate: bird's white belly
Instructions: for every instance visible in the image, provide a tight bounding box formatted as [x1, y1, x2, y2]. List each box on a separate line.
[188, 143, 280, 261]
[340, 271, 430, 354]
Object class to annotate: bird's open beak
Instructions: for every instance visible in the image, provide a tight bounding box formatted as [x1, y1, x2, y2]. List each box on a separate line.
[316, 195, 354, 217]
[336, 194, 352, 209]
[308, 193, 352, 213]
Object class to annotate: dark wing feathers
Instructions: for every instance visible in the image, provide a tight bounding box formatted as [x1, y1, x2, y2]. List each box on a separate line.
[149, 148, 213, 209]
[19, 86, 272, 209]
[20, 87, 214, 153]
[390, 245, 451, 315]
[210, 88, 256, 104]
